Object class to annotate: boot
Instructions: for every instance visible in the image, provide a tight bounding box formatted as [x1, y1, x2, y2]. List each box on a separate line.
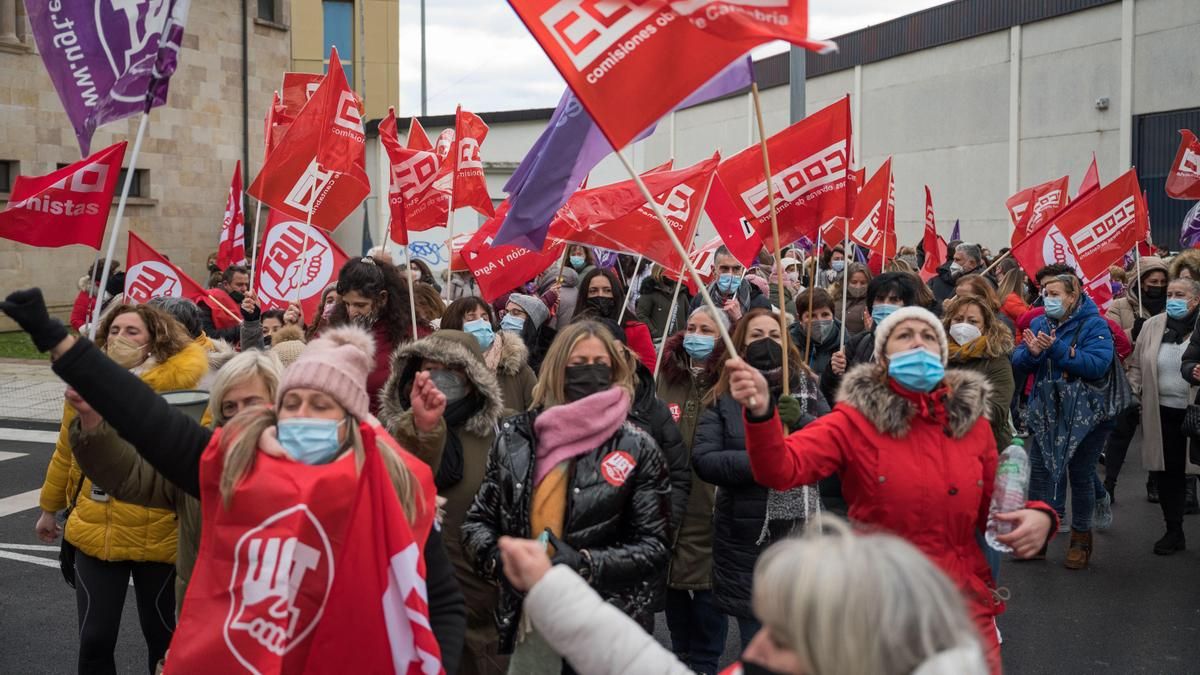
[1153, 528, 1186, 555]
[1064, 530, 1092, 570]
[1186, 477, 1199, 515]
[1147, 474, 1160, 504]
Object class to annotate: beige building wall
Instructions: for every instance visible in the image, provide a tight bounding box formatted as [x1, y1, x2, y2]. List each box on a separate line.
[0, 1, 292, 324]
[290, 0, 399, 120]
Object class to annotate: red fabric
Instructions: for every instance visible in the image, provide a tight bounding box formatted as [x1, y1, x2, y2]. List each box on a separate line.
[1077, 154, 1100, 200]
[848, 158, 896, 256]
[70, 290, 95, 331]
[406, 117, 433, 152]
[450, 108, 496, 219]
[281, 72, 324, 117]
[255, 210, 351, 321]
[1001, 293, 1028, 325]
[741, 392, 1056, 675]
[1167, 129, 1200, 199]
[248, 50, 370, 231]
[1007, 176, 1069, 247]
[623, 320, 657, 372]
[717, 97, 852, 247]
[509, 0, 833, 151]
[463, 201, 565, 303]
[217, 161, 247, 270]
[124, 232, 212, 307]
[197, 288, 244, 332]
[368, 322, 398, 417]
[920, 186, 945, 282]
[705, 173, 763, 268]
[0, 141, 126, 250]
[379, 108, 436, 246]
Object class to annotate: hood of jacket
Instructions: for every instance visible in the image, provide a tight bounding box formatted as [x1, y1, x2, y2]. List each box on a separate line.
[1133, 254, 1169, 281]
[538, 265, 579, 292]
[379, 329, 504, 437]
[1045, 291, 1101, 333]
[658, 331, 725, 388]
[837, 363, 991, 439]
[1170, 249, 1200, 282]
[204, 338, 237, 372]
[489, 329, 530, 377]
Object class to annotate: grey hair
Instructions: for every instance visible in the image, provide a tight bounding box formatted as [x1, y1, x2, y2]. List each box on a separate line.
[1170, 277, 1200, 298]
[147, 296, 202, 339]
[752, 518, 984, 675]
[209, 350, 284, 428]
[955, 243, 983, 264]
[688, 304, 731, 332]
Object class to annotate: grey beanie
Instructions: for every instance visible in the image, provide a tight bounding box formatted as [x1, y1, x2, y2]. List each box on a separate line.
[508, 293, 550, 328]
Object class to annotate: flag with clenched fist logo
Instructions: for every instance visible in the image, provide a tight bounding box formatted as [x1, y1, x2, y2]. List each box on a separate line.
[254, 210, 350, 321]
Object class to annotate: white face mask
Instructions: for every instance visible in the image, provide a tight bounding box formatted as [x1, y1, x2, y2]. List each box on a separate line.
[949, 262, 964, 275]
[948, 322, 982, 346]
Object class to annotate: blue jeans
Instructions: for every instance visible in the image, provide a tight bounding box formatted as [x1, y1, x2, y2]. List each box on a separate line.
[735, 616, 762, 652]
[1029, 421, 1114, 531]
[665, 589, 728, 675]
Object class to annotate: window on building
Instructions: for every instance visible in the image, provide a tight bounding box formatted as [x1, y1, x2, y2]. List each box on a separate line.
[323, 0, 354, 86]
[0, 161, 17, 193]
[57, 165, 148, 199]
[257, 0, 277, 23]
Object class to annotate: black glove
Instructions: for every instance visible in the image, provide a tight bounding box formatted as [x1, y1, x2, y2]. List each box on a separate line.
[240, 302, 261, 322]
[1, 289, 68, 352]
[545, 530, 585, 574]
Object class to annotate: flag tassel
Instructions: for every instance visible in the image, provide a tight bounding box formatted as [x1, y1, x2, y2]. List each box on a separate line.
[750, 83, 790, 396]
[90, 111, 150, 339]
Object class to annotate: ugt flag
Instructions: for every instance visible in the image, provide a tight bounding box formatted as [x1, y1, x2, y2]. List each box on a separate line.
[255, 210, 351, 321]
[124, 232, 208, 305]
[25, 0, 191, 155]
[0, 141, 125, 249]
[509, 0, 834, 150]
[217, 161, 247, 270]
[1167, 130, 1200, 199]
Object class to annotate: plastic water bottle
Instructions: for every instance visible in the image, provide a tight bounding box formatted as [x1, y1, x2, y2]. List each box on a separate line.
[985, 439, 1030, 553]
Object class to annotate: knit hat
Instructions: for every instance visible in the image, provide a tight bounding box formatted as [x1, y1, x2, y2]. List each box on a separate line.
[873, 306, 949, 365]
[277, 326, 374, 420]
[271, 339, 306, 369]
[508, 293, 549, 328]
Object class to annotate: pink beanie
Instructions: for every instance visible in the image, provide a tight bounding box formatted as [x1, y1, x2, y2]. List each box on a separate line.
[277, 326, 375, 420]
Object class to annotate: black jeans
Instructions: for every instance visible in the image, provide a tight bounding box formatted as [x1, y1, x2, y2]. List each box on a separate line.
[74, 551, 176, 675]
[1103, 405, 1141, 488]
[665, 589, 729, 675]
[1152, 406, 1189, 531]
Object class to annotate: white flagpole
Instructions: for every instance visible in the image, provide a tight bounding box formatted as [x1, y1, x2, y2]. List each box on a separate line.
[378, 137, 390, 252]
[89, 112, 150, 340]
[1135, 245, 1143, 315]
[653, 276, 684, 381]
[249, 198, 264, 291]
[405, 244, 420, 340]
[616, 255, 643, 324]
[839, 219, 851, 350]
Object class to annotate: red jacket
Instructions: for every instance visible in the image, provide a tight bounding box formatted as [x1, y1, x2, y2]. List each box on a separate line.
[743, 365, 1057, 674]
[70, 290, 95, 331]
[622, 320, 657, 372]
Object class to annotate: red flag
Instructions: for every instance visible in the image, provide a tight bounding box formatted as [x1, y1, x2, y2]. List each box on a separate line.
[920, 186, 945, 282]
[1167, 129, 1200, 199]
[217, 162, 247, 270]
[817, 217, 846, 249]
[684, 235, 725, 295]
[463, 201, 565, 302]
[255, 209, 351, 321]
[281, 72, 324, 117]
[704, 173, 763, 267]
[124, 232, 209, 305]
[1077, 154, 1100, 200]
[0, 141, 126, 249]
[401, 124, 456, 233]
[380, 108, 440, 246]
[1012, 169, 1148, 282]
[848, 158, 895, 255]
[407, 117, 433, 152]
[717, 97, 852, 247]
[249, 49, 370, 230]
[1006, 176, 1069, 246]
[509, 0, 834, 150]
[264, 91, 288, 160]
[451, 108, 496, 218]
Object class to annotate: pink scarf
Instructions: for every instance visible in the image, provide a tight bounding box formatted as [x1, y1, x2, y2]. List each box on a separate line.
[532, 386, 632, 486]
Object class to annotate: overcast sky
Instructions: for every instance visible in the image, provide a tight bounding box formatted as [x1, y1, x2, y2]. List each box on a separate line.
[393, 0, 949, 116]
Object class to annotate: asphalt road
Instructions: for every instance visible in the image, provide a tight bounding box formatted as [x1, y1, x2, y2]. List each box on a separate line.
[2, 425, 1198, 674]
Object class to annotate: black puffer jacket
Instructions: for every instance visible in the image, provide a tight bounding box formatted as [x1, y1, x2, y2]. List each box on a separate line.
[460, 411, 672, 654]
[692, 386, 828, 619]
[628, 363, 691, 535]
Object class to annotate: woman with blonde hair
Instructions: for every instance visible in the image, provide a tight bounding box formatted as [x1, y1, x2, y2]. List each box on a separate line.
[830, 262, 871, 335]
[461, 320, 672, 668]
[495, 518, 986, 675]
[995, 263, 1031, 325]
[943, 295, 1016, 451]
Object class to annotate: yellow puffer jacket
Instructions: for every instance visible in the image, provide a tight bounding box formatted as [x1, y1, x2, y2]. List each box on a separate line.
[38, 342, 209, 563]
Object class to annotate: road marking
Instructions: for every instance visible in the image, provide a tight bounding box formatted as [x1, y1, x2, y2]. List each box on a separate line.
[0, 429, 58, 444]
[0, 550, 57, 569]
[0, 489, 43, 517]
[0, 451, 29, 462]
[0, 543, 58, 552]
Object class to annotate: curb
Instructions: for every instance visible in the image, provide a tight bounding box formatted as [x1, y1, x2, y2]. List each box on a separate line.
[0, 418, 60, 432]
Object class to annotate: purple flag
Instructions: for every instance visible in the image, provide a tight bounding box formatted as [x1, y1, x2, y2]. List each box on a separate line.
[25, 0, 191, 155]
[950, 219, 961, 242]
[854, 245, 868, 263]
[592, 248, 620, 270]
[495, 56, 755, 251]
[1181, 201, 1200, 249]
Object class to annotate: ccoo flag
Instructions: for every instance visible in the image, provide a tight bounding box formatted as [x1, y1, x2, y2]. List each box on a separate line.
[0, 141, 126, 249]
[25, 0, 191, 155]
[216, 161, 247, 270]
[508, 0, 834, 151]
[1167, 130, 1200, 199]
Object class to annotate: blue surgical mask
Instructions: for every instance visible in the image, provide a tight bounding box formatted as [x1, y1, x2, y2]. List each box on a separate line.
[871, 303, 900, 325]
[569, 255, 586, 269]
[717, 273, 739, 295]
[463, 318, 495, 350]
[888, 347, 945, 393]
[1043, 296, 1065, 320]
[831, 260, 845, 273]
[682, 333, 715, 361]
[500, 314, 525, 333]
[277, 418, 346, 465]
[1167, 298, 1191, 320]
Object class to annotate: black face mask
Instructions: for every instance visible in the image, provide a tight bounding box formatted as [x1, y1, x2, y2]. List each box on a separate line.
[586, 296, 616, 318]
[736, 660, 792, 675]
[745, 338, 784, 371]
[229, 290, 246, 304]
[564, 363, 612, 402]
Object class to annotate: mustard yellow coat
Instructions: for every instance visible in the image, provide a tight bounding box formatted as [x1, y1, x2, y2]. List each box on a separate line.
[38, 342, 208, 563]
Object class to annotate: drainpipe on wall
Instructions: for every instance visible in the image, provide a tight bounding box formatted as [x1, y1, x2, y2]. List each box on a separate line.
[241, 0, 250, 192]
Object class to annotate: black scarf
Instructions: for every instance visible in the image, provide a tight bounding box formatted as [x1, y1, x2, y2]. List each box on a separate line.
[1164, 310, 1198, 345]
[435, 392, 484, 490]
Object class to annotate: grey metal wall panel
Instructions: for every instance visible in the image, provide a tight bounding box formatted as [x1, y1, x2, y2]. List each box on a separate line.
[1134, 108, 1200, 250]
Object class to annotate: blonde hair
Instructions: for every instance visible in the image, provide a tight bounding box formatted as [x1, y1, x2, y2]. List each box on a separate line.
[208, 350, 284, 428]
[942, 295, 1014, 358]
[531, 321, 635, 408]
[753, 518, 982, 675]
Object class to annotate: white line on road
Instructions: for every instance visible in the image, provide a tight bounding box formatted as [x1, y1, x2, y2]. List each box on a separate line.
[0, 429, 58, 444]
[0, 550, 57, 569]
[0, 451, 29, 462]
[0, 489, 43, 517]
[0, 543, 58, 552]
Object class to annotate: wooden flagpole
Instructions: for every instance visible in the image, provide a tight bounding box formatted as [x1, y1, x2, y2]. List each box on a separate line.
[750, 83, 790, 396]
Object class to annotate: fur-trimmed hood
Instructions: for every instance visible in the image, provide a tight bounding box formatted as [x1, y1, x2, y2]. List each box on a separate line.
[379, 329, 505, 437]
[203, 338, 238, 372]
[1171, 249, 1200, 282]
[488, 329, 530, 377]
[836, 363, 992, 439]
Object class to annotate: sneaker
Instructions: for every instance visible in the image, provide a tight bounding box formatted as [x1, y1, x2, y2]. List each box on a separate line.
[1093, 492, 1113, 530]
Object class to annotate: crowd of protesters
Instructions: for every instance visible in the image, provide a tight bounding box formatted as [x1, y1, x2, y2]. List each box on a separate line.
[7, 234, 1199, 675]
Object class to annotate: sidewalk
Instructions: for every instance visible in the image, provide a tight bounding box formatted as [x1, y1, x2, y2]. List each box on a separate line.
[0, 359, 64, 429]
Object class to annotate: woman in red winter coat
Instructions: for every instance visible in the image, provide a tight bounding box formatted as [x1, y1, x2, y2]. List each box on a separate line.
[725, 306, 1057, 674]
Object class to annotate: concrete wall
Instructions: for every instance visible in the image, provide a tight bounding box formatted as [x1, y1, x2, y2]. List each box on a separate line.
[0, 1, 291, 320]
